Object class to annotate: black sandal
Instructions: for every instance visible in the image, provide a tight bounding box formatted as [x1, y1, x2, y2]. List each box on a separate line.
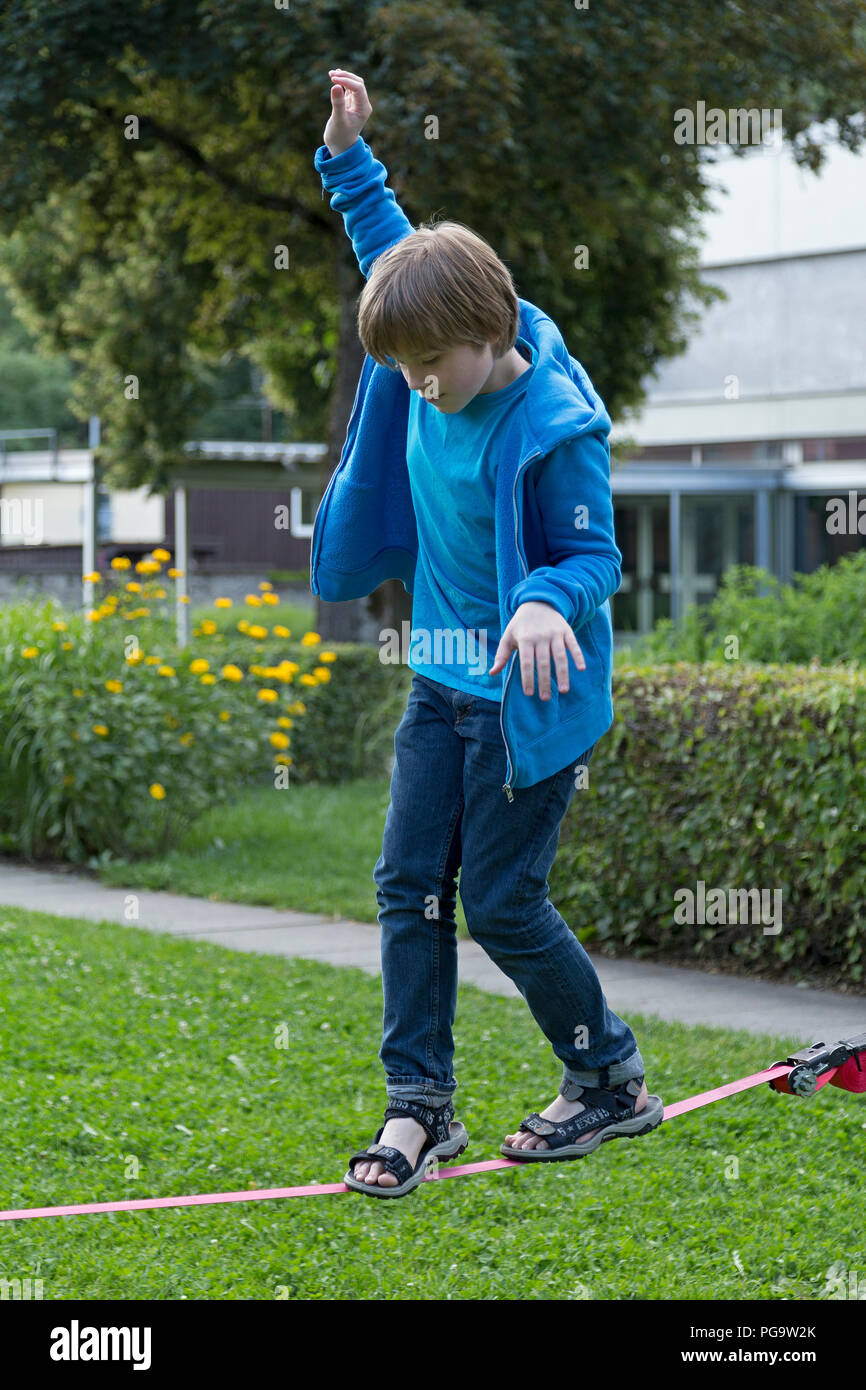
[501, 1077, 664, 1161]
[344, 1096, 469, 1198]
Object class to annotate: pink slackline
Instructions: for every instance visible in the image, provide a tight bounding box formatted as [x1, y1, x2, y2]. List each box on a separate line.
[0, 1063, 796, 1222]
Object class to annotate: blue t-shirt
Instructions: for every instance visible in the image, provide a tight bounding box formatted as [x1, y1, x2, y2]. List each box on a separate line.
[405, 336, 536, 699]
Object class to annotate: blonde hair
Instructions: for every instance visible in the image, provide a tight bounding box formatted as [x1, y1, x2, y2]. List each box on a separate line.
[357, 219, 520, 368]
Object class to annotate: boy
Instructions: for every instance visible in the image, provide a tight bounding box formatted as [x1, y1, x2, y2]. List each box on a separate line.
[312, 69, 664, 1198]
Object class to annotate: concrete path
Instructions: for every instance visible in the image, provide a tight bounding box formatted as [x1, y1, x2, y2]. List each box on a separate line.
[0, 859, 863, 1042]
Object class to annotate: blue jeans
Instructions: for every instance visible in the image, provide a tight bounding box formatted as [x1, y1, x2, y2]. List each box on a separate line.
[373, 672, 644, 1108]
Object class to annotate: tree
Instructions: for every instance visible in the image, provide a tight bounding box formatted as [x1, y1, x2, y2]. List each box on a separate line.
[0, 0, 863, 639]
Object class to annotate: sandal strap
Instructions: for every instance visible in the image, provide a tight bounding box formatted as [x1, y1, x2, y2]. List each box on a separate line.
[383, 1096, 455, 1148]
[347, 1145, 413, 1185]
[519, 1081, 641, 1150]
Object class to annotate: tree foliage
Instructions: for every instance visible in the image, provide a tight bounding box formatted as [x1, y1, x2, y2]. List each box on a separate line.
[0, 0, 863, 488]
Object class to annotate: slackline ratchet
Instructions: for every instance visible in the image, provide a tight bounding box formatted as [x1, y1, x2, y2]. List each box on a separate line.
[1, 1029, 863, 1223]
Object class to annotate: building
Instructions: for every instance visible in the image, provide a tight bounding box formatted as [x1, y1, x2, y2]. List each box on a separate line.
[609, 126, 866, 636]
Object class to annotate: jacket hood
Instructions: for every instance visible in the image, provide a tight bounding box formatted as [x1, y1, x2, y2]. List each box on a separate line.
[310, 296, 610, 602]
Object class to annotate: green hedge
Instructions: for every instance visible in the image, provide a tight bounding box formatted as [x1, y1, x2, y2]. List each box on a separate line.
[553, 661, 866, 988]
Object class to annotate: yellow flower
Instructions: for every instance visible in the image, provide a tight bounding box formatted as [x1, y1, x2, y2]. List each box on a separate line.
[214, 597, 232, 608]
[62, 641, 73, 651]
[145, 655, 162, 665]
[21, 646, 39, 658]
[247, 625, 268, 640]
[179, 732, 194, 746]
[269, 731, 290, 749]
[93, 723, 109, 736]
[137, 559, 161, 574]
[299, 673, 318, 686]
[153, 587, 167, 599]
[219, 710, 231, 721]
[73, 688, 83, 697]
[111, 556, 132, 570]
[249, 664, 266, 677]
[189, 658, 210, 674]
[221, 664, 244, 682]
[301, 632, 321, 646]
[245, 594, 262, 607]
[152, 547, 172, 562]
[157, 665, 176, 677]
[201, 619, 218, 635]
[149, 783, 166, 800]
[261, 592, 279, 605]
[179, 595, 190, 604]
[86, 610, 102, 622]
[52, 620, 68, 632]
[167, 567, 182, 579]
[312, 666, 332, 682]
[236, 620, 250, 633]
[273, 625, 291, 638]
[200, 673, 216, 685]
[319, 651, 337, 663]
[257, 688, 278, 703]
[259, 580, 273, 590]
[126, 581, 142, 594]
[277, 716, 293, 728]
[290, 701, 306, 714]
[71, 731, 79, 740]
[105, 679, 123, 693]
[165, 715, 179, 728]
[274, 753, 293, 766]
[82, 570, 101, 583]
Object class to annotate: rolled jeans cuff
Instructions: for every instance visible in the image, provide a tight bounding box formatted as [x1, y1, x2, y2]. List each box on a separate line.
[559, 1049, 645, 1097]
[386, 1082, 455, 1107]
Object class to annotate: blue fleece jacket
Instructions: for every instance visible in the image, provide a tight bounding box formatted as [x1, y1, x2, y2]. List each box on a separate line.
[310, 136, 623, 801]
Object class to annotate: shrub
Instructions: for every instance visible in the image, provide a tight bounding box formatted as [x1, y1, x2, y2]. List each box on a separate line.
[0, 560, 343, 863]
[628, 548, 866, 666]
[554, 660, 866, 988]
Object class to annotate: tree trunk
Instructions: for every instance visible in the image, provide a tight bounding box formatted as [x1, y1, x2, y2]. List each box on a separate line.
[314, 231, 413, 647]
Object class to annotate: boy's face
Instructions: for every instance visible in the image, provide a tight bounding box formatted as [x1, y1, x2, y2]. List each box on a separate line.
[393, 341, 497, 413]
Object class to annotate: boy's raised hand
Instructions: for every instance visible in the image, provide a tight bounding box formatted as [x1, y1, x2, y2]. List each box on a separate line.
[489, 601, 586, 700]
[324, 69, 372, 157]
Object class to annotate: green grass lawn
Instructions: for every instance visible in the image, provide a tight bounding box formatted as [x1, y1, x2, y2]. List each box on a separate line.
[96, 777, 472, 935]
[1, 902, 862, 1300]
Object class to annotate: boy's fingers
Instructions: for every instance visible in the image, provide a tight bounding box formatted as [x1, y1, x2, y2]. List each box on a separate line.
[551, 635, 570, 694]
[564, 629, 586, 670]
[489, 634, 513, 674]
[329, 70, 365, 85]
[519, 642, 536, 696]
[534, 642, 552, 699]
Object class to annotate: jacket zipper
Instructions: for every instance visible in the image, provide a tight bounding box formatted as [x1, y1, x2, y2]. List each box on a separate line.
[500, 449, 542, 802]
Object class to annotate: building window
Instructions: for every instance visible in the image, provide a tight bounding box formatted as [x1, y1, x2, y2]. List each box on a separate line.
[794, 494, 866, 572]
[801, 439, 866, 461]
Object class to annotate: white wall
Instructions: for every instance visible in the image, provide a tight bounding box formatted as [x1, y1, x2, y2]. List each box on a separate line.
[0, 482, 165, 545]
[612, 123, 866, 446]
[698, 126, 866, 265]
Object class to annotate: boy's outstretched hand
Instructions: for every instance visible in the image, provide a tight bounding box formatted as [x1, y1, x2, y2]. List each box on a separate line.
[324, 69, 372, 157]
[489, 601, 586, 699]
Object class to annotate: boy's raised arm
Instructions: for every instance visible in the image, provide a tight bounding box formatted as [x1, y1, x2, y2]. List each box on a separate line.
[315, 69, 415, 280]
